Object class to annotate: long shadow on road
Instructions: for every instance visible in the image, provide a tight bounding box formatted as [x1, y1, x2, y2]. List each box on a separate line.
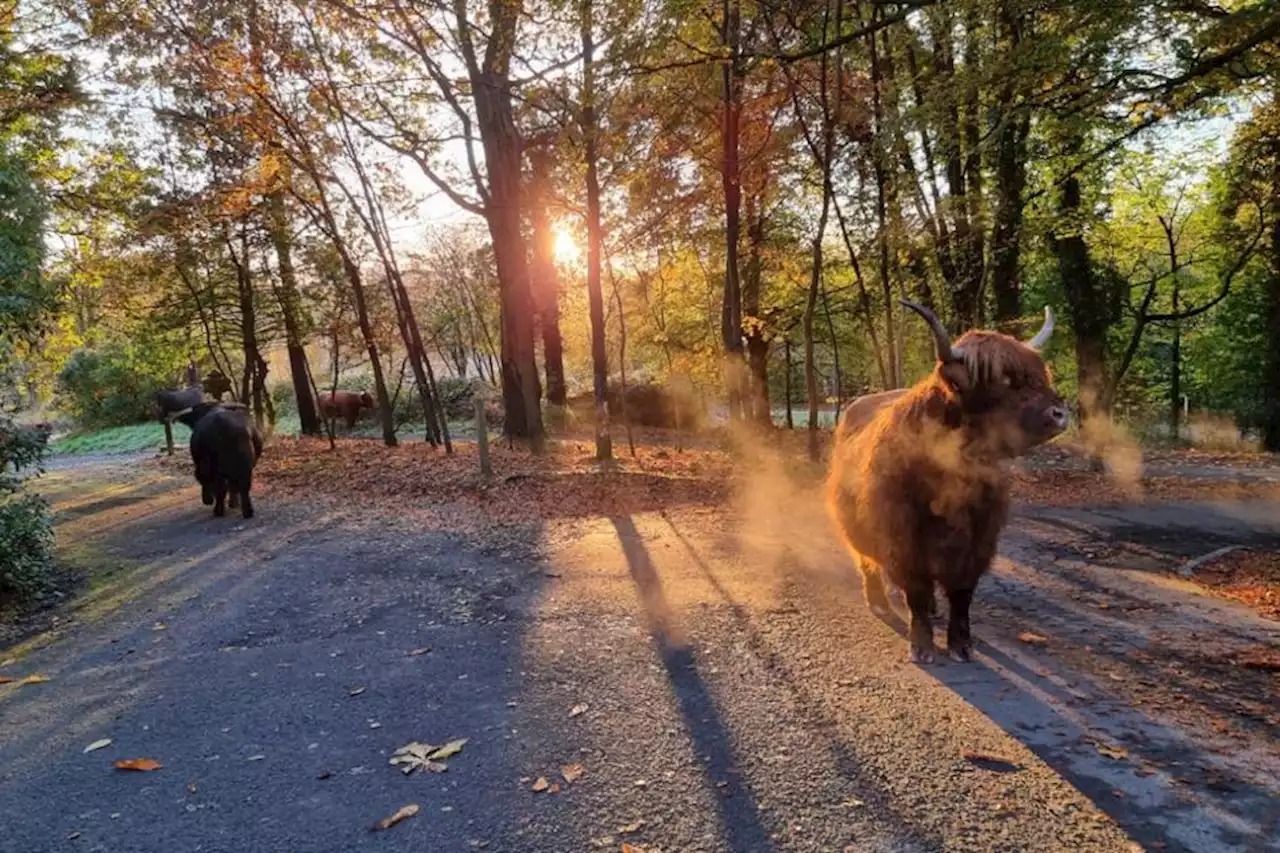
[611, 515, 776, 853]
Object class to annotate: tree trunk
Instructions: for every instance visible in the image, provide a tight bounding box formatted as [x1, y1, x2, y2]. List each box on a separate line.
[720, 0, 745, 419]
[581, 0, 612, 461]
[870, 23, 900, 387]
[1264, 93, 1280, 451]
[462, 2, 544, 449]
[528, 146, 567, 412]
[989, 2, 1029, 326]
[1054, 176, 1110, 423]
[784, 338, 794, 429]
[742, 188, 770, 427]
[265, 189, 320, 435]
[1170, 277, 1181, 442]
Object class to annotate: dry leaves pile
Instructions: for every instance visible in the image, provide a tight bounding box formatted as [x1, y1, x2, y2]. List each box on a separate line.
[154, 435, 1280, 527]
[1190, 549, 1280, 622]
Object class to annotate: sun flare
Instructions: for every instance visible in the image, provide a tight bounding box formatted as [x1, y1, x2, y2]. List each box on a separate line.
[553, 227, 580, 265]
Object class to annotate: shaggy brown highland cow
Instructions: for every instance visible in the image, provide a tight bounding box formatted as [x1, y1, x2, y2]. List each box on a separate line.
[827, 301, 1068, 663]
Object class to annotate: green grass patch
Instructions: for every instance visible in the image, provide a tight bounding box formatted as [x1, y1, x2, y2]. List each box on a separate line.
[50, 422, 171, 457]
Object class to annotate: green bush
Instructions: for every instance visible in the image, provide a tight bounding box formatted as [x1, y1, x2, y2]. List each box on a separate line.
[57, 341, 187, 428]
[0, 417, 55, 606]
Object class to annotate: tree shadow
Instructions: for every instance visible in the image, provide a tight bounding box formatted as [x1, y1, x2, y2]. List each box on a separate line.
[610, 515, 776, 853]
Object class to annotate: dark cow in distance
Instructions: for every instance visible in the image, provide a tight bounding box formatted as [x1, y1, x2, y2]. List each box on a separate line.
[176, 402, 263, 519]
[318, 390, 375, 428]
[826, 301, 1068, 664]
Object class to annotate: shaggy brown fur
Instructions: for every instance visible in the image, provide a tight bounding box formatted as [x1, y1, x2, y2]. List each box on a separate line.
[826, 309, 1067, 664]
[318, 390, 376, 428]
[833, 389, 908, 445]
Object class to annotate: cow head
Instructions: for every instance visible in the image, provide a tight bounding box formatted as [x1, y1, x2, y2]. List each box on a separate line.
[900, 300, 1068, 457]
[360, 391, 375, 409]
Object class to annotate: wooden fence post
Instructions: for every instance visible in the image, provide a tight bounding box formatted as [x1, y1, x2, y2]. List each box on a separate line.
[474, 396, 491, 477]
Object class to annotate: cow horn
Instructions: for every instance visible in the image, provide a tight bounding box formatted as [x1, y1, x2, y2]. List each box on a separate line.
[899, 300, 954, 363]
[1027, 306, 1055, 351]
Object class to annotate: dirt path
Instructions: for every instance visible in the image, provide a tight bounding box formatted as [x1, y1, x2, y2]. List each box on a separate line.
[0, 460, 1276, 853]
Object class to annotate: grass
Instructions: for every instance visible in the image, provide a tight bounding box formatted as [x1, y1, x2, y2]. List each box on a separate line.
[48, 414, 477, 458]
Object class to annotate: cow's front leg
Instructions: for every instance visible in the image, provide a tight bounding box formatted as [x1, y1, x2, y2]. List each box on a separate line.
[906, 584, 936, 664]
[946, 588, 974, 662]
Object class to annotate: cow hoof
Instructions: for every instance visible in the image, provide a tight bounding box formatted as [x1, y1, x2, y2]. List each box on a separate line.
[242, 509, 254, 519]
[909, 645, 937, 665]
[202, 494, 214, 506]
[213, 506, 225, 518]
[948, 644, 972, 663]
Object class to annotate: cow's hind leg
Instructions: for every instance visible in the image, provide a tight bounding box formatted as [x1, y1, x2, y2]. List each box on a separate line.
[856, 555, 892, 617]
[228, 491, 240, 509]
[238, 471, 254, 520]
[213, 478, 227, 517]
[946, 588, 974, 662]
[905, 582, 937, 665]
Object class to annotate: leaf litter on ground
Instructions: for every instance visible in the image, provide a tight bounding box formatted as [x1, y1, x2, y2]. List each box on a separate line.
[113, 758, 162, 771]
[390, 738, 468, 775]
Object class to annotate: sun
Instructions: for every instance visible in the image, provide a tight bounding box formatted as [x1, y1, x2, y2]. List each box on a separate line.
[553, 227, 580, 266]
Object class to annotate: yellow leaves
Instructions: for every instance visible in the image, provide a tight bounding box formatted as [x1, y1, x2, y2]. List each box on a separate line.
[1018, 631, 1050, 646]
[113, 758, 162, 771]
[530, 776, 550, 792]
[561, 763, 585, 784]
[371, 803, 419, 831]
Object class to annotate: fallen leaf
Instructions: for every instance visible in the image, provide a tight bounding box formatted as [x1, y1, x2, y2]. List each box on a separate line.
[1096, 743, 1129, 760]
[429, 739, 468, 761]
[0, 676, 13, 684]
[390, 741, 458, 775]
[247, 755, 266, 762]
[840, 797, 864, 807]
[561, 763, 585, 784]
[66, 832, 81, 841]
[1018, 632, 1049, 646]
[548, 782, 561, 794]
[569, 703, 589, 718]
[113, 758, 162, 771]
[83, 739, 112, 753]
[618, 820, 645, 834]
[17, 674, 50, 687]
[960, 750, 1021, 773]
[371, 803, 419, 831]
[152, 622, 167, 631]
[348, 687, 366, 697]
[531, 777, 550, 792]
[408, 647, 432, 656]
[622, 845, 647, 853]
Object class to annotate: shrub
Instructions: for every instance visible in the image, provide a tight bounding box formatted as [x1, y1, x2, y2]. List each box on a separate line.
[57, 341, 186, 428]
[0, 416, 55, 606]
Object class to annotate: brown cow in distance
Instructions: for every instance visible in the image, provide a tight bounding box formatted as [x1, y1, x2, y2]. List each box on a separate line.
[318, 390, 375, 428]
[826, 301, 1067, 664]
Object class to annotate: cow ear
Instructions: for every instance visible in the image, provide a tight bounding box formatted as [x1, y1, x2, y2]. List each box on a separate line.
[938, 360, 971, 394]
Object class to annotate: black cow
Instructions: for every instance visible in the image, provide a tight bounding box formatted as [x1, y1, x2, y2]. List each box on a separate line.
[176, 403, 263, 519]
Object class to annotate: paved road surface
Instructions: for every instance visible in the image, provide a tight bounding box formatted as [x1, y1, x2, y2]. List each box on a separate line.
[1, 459, 1277, 853]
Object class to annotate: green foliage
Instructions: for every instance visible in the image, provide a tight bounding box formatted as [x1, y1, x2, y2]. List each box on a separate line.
[56, 339, 188, 428]
[0, 416, 55, 605]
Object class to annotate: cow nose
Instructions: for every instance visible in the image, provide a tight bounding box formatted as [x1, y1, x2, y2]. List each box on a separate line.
[1048, 405, 1069, 431]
